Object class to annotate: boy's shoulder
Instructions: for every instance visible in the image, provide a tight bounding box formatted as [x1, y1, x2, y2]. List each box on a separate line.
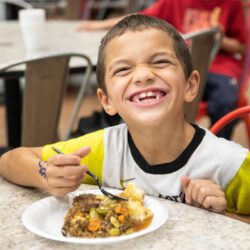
[199, 126, 248, 160]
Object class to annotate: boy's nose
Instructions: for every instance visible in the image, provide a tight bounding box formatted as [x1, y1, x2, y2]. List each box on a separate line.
[132, 65, 155, 85]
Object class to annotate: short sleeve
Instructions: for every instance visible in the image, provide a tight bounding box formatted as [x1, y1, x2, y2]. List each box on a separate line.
[225, 152, 250, 214]
[42, 129, 105, 185]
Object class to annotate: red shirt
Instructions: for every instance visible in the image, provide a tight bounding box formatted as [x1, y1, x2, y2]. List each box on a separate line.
[140, 0, 247, 81]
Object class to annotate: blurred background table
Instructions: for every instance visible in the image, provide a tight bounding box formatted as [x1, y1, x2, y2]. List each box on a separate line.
[0, 176, 250, 250]
[0, 20, 106, 68]
[0, 20, 106, 148]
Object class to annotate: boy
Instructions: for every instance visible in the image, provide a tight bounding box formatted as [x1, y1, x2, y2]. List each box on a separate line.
[78, 0, 247, 139]
[0, 15, 249, 215]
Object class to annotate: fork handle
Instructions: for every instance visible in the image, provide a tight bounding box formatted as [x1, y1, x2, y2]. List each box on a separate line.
[86, 170, 100, 186]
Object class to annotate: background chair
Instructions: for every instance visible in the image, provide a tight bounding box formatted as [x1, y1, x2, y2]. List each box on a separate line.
[0, 0, 33, 20]
[183, 27, 223, 122]
[65, 0, 150, 20]
[210, 104, 250, 222]
[0, 0, 33, 9]
[196, 0, 250, 139]
[210, 106, 250, 145]
[0, 53, 92, 147]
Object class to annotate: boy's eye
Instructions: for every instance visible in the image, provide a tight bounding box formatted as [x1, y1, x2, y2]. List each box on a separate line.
[153, 59, 170, 65]
[113, 67, 130, 75]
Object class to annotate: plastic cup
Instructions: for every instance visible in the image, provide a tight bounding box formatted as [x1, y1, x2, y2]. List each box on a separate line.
[18, 9, 46, 51]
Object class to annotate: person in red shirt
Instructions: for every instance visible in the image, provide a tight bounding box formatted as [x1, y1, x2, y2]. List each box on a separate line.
[78, 0, 247, 139]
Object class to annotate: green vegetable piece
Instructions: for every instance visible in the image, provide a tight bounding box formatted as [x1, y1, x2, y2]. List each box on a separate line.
[108, 228, 120, 236]
[96, 206, 108, 214]
[125, 228, 135, 235]
[110, 216, 120, 228]
[89, 208, 99, 219]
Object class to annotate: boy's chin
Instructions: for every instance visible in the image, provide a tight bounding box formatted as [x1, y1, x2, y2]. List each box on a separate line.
[130, 116, 169, 129]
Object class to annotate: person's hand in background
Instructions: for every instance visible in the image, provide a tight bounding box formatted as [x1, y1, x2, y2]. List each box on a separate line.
[76, 16, 126, 31]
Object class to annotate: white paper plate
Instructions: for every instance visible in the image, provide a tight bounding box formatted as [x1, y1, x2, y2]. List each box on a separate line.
[22, 189, 168, 245]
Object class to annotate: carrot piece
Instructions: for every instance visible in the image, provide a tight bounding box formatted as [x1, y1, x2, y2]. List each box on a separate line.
[87, 219, 101, 232]
[118, 214, 125, 223]
[114, 205, 123, 214]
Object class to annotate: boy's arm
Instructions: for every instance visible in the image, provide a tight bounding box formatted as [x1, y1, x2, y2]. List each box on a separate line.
[0, 146, 90, 197]
[0, 147, 47, 189]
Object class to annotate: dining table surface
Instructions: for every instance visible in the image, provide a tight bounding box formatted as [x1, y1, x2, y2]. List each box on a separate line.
[0, 176, 250, 250]
[0, 20, 107, 69]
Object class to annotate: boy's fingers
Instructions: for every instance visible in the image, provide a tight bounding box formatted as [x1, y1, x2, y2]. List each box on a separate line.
[180, 176, 191, 204]
[180, 176, 190, 188]
[49, 146, 91, 166]
[196, 186, 225, 205]
[48, 173, 84, 188]
[50, 185, 81, 197]
[202, 196, 227, 213]
[72, 146, 91, 159]
[47, 164, 87, 178]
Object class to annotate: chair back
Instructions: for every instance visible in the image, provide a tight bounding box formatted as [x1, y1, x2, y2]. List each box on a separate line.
[0, 0, 33, 20]
[0, 53, 92, 146]
[183, 27, 223, 122]
[0, 0, 33, 9]
[210, 105, 250, 136]
[66, 0, 132, 20]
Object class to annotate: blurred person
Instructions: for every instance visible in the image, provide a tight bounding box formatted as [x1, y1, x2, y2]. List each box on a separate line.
[77, 0, 247, 140]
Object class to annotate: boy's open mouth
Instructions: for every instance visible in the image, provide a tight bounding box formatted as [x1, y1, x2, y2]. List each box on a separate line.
[129, 90, 166, 103]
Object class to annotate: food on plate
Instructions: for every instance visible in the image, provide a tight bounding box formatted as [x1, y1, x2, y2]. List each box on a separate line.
[62, 183, 153, 238]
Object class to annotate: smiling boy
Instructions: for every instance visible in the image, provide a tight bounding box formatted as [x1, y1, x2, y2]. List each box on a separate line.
[0, 15, 249, 215]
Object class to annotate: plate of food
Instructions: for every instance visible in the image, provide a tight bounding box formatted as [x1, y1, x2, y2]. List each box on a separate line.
[22, 183, 168, 245]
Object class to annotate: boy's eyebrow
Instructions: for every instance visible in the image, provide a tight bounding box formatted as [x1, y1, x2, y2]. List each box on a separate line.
[151, 51, 177, 59]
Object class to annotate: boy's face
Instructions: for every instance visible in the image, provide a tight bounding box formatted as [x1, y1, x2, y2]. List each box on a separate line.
[97, 28, 199, 128]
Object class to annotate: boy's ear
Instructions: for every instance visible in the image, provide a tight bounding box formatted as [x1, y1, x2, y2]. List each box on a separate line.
[184, 70, 200, 103]
[97, 88, 117, 116]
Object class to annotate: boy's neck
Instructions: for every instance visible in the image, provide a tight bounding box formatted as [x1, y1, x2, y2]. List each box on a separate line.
[128, 122, 195, 165]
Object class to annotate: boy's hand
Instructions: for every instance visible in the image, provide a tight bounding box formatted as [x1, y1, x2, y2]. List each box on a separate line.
[181, 176, 227, 213]
[45, 146, 90, 197]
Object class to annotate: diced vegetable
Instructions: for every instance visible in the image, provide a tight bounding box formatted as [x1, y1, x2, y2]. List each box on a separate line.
[87, 219, 101, 232]
[110, 216, 120, 228]
[108, 228, 120, 236]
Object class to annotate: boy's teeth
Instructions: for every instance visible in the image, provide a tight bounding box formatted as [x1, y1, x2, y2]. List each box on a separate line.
[139, 91, 154, 99]
[131, 90, 165, 103]
[140, 92, 147, 98]
[147, 91, 154, 97]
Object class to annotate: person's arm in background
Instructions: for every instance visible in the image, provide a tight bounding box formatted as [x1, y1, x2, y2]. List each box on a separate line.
[77, 0, 169, 31]
[221, 37, 245, 55]
[77, 16, 125, 31]
[216, 1, 247, 55]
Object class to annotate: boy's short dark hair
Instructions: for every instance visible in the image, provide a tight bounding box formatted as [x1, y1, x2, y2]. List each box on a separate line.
[96, 14, 193, 92]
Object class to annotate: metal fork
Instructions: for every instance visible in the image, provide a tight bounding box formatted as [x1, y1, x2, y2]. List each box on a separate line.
[51, 146, 127, 201]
